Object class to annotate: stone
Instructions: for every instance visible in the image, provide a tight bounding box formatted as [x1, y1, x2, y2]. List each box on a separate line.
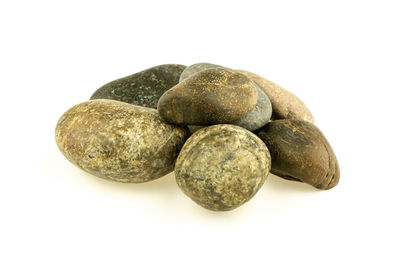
[230, 85, 272, 131]
[236, 70, 315, 123]
[90, 64, 186, 109]
[55, 99, 188, 183]
[257, 120, 339, 190]
[175, 124, 271, 211]
[179, 63, 224, 82]
[187, 85, 271, 133]
[157, 68, 258, 125]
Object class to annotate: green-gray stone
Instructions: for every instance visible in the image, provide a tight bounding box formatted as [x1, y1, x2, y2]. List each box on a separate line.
[90, 64, 186, 109]
[175, 124, 271, 211]
[55, 99, 188, 183]
[230, 85, 272, 131]
[257, 120, 340, 190]
[179, 63, 223, 82]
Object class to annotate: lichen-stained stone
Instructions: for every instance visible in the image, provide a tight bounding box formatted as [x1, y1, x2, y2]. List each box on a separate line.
[90, 64, 186, 109]
[257, 120, 339, 190]
[55, 99, 188, 183]
[179, 63, 223, 82]
[175, 124, 271, 211]
[230, 85, 272, 131]
[236, 70, 315, 123]
[157, 68, 258, 125]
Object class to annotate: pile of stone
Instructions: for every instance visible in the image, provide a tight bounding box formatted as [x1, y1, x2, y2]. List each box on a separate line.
[55, 63, 340, 211]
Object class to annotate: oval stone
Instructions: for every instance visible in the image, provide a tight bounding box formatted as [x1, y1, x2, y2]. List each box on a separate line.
[230, 85, 272, 131]
[55, 99, 188, 183]
[257, 120, 339, 189]
[187, 85, 272, 133]
[175, 124, 271, 211]
[90, 64, 186, 109]
[157, 68, 258, 125]
[179, 62, 223, 82]
[237, 70, 315, 123]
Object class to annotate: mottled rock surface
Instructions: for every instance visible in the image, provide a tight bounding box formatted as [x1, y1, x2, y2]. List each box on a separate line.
[175, 124, 271, 211]
[55, 99, 188, 183]
[257, 120, 339, 189]
[237, 70, 314, 123]
[90, 64, 186, 109]
[230, 85, 272, 131]
[158, 68, 258, 125]
[179, 63, 224, 82]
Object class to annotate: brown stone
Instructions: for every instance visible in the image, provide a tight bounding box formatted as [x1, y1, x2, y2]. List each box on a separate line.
[257, 120, 339, 190]
[55, 99, 188, 183]
[237, 70, 314, 123]
[157, 68, 258, 125]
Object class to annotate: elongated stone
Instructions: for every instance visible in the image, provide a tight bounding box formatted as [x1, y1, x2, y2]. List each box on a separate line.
[237, 70, 314, 123]
[158, 68, 258, 125]
[179, 63, 223, 82]
[175, 124, 271, 211]
[55, 99, 188, 183]
[90, 64, 186, 109]
[257, 120, 339, 189]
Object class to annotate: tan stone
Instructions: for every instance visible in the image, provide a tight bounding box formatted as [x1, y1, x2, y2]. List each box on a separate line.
[55, 99, 188, 183]
[237, 70, 314, 123]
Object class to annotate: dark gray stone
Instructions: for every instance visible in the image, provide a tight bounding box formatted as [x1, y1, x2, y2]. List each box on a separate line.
[90, 64, 186, 109]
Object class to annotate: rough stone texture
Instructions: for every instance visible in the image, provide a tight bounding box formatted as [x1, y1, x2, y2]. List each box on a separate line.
[90, 64, 186, 109]
[230, 85, 272, 131]
[55, 99, 188, 183]
[157, 68, 258, 125]
[175, 124, 271, 211]
[237, 70, 315, 123]
[179, 63, 224, 82]
[257, 120, 339, 190]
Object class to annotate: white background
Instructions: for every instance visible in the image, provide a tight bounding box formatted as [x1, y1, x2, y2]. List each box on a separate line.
[1, 0, 399, 266]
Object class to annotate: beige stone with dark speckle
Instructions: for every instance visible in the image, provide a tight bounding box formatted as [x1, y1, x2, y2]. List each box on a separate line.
[55, 99, 188, 183]
[175, 124, 271, 211]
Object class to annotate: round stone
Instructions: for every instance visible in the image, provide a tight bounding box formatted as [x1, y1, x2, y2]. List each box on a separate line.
[257, 120, 339, 189]
[179, 62, 224, 82]
[90, 64, 186, 109]
[237, 70, 315, 123]
[157, 68, 258, 125]
[175, 124, 271, 211]
[55, 99, 188, 183]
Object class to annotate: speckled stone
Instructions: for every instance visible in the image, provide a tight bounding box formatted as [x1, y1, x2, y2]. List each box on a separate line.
[90, 64, 186, 109]
[157, 68, 258, 125]
[175, 124, 271, 211]
[55, 99, 188, 183]
[187, 85, 272, 133]
[257, 120, 339, 190]
[237, 70, 315, 123]
[179, 63, 224, 82]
